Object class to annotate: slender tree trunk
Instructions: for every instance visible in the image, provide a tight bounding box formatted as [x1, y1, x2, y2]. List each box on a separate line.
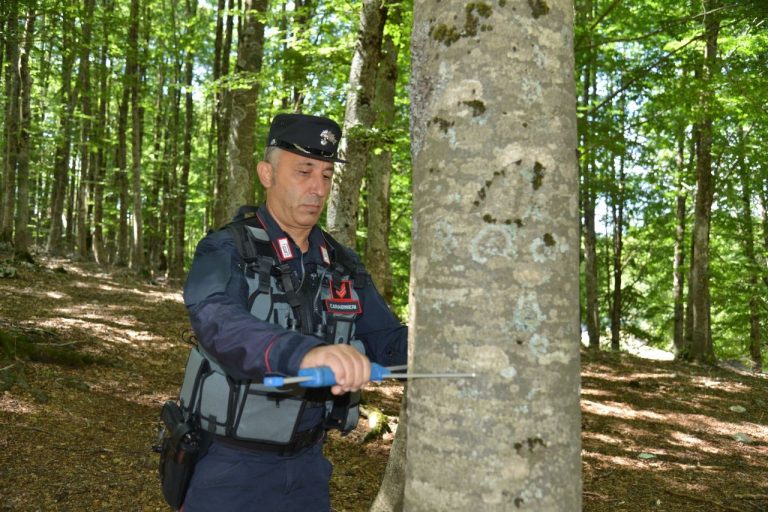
[14, 8, 35, 255]
[405, 1, 581, 509]
[326, 0, 388, 248]
[147, 63, 167, 276]
[736, 130, 762, 371]
[75, 0, 95, 259]
[584, 187, 600, 349]
[365, 15, 399, 305]
[688, 0, 720, 363]
[577, 0, 599, 350]
[213, 0, 235, 226]
[92, 0, 112, 265]
[224, 0, 267, 218]
[47, 11, 78, 255]
[129, 0, 144, 271]
[610, 151, 625, 351]
[2, 0, 20, 243]
[672, 129, 687, 355]
[169, 0, 197, 279]
[370, 389, 408, 512]
[211, 0, 227, 227]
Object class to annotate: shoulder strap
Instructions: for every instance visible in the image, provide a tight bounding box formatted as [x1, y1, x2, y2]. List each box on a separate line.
[321, 231, 368, 289]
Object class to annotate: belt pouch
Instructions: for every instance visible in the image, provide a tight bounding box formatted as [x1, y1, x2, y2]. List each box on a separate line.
[159, 401, 201, 509]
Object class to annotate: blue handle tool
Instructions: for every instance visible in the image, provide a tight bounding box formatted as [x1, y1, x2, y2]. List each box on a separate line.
[263, 364, 475, 388]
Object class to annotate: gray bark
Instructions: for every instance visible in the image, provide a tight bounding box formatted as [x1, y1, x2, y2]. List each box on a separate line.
[365, 22, 399, 304]
[14, 9, 35, 254]
[689, 0, 720, 363]
[326, 0, 388, 247]
[672, 130, 687, 355]
[2, 0, 20, 243]
[47, 11, 78, 255]
[225, 0, 267, 219]
[736, 129, 763, 371]
[405, 1, 581, 510]
[129, 0, 144, 271]
[369, 390, 407, 512]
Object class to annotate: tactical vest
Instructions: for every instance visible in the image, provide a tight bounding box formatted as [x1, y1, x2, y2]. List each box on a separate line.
[178, 210, 368, 445]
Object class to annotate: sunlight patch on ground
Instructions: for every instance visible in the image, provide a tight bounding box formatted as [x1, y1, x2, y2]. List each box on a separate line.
[0, 393, 39, 415]
[581, 388, 615, 397]
[690, 376, 752, 392]
[583, 399, 667, 422]
[668, 431, 723, 455]
[36, 315, 166, 347]
[582, 450, 650, 468]
[0, 285, 71, 301]
[583, 431, 625, 446]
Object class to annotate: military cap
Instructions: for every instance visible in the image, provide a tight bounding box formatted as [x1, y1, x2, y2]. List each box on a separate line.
[266, 113, 346, 163]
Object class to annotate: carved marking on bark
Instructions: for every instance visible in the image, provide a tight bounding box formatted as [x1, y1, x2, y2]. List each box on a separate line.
[470, 224, 517, 263]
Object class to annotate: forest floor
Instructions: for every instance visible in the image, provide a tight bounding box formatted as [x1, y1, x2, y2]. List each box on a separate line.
[0, 252, 766, 512]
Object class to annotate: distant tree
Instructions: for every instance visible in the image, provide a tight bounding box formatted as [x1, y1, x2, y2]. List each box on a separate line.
[224, 0, 268, 219]
[687, 0, 721, 363]
[326, 0, 388, 247]
[14, 7, 35, 255]
[365, 9, 401, 304]
[2, 0, 21, 243]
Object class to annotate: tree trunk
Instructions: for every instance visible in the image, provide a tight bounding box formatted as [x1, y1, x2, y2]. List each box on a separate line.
[736, 129, 762, 371]
[326, 0, 388, 248]
[405, 1, 581, 510]
[147, 63, 167, 276]
[75, 0, 95, 259]
[577, 0, 599, 351]
[14, 8, 35, 255]
[584, 187, 600, 349]
[114, 48, 132, 266]
[169, 0, 196, 279]
[365, 15, 399, 305]
[212, 0, 235, 227]
[688, 0, 720, 364]
[672, 130, 687, 356]
[224, 0, 267, 219]
[370, 388, 407, 512]
[610, 155, 624, 352]
[129, 0, 144, 272]
[47, 11, 78, 255]
[2, 0, 20, 243]
[92, 0, 112, 265]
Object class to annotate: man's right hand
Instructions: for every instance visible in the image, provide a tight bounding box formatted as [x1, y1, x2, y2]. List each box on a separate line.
[299, 344, 371, 396]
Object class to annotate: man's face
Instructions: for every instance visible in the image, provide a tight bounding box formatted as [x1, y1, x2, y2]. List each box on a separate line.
[259, 149, 334, 233]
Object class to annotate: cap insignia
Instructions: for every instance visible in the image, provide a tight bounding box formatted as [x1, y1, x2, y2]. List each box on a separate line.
[319, 129, 337, 146]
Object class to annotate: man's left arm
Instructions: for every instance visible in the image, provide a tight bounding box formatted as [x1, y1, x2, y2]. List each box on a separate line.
[354, 281, 408, 368]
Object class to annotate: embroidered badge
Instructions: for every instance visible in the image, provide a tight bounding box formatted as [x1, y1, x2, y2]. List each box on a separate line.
[319, 129, 337, 146]
[324, 279, 361, 315]
[274, 237, 295, 262]
[320, 244, 331, 266]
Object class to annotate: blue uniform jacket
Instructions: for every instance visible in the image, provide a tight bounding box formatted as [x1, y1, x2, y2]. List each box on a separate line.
[182, 205, 408, 385]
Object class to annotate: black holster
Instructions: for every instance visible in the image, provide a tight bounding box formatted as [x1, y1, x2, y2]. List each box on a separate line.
[158, 401, 201, 509]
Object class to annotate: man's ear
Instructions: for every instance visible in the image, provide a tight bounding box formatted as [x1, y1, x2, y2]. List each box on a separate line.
[256, 161, 273, 188]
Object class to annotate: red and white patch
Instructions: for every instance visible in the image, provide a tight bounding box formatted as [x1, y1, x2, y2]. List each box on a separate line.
[274, 237, 295, 262]
[324, 279, 362, 315]
[320, 244, 331, 266]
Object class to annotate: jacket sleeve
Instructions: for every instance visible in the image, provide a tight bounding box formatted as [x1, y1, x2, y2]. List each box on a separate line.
[342, 249, 408, 367]
[182, 230, 324, 380]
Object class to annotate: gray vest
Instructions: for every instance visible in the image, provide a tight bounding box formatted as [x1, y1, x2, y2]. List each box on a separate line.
[178, 219, 364, 444]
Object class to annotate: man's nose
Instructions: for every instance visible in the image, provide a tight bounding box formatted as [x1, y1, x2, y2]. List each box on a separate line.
[308, 173, 328, 196]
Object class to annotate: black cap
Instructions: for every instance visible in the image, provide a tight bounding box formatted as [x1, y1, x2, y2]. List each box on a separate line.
[266, 113, 346, 163]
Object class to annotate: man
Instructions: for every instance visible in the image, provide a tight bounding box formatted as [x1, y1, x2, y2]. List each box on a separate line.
[179, 113, 407, 511]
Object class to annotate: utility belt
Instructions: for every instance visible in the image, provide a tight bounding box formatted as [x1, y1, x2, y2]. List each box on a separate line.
[214, 423, 325, 456]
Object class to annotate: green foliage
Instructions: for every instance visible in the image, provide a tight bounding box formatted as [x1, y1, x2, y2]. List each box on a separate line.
[576, 0, 768, 363]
